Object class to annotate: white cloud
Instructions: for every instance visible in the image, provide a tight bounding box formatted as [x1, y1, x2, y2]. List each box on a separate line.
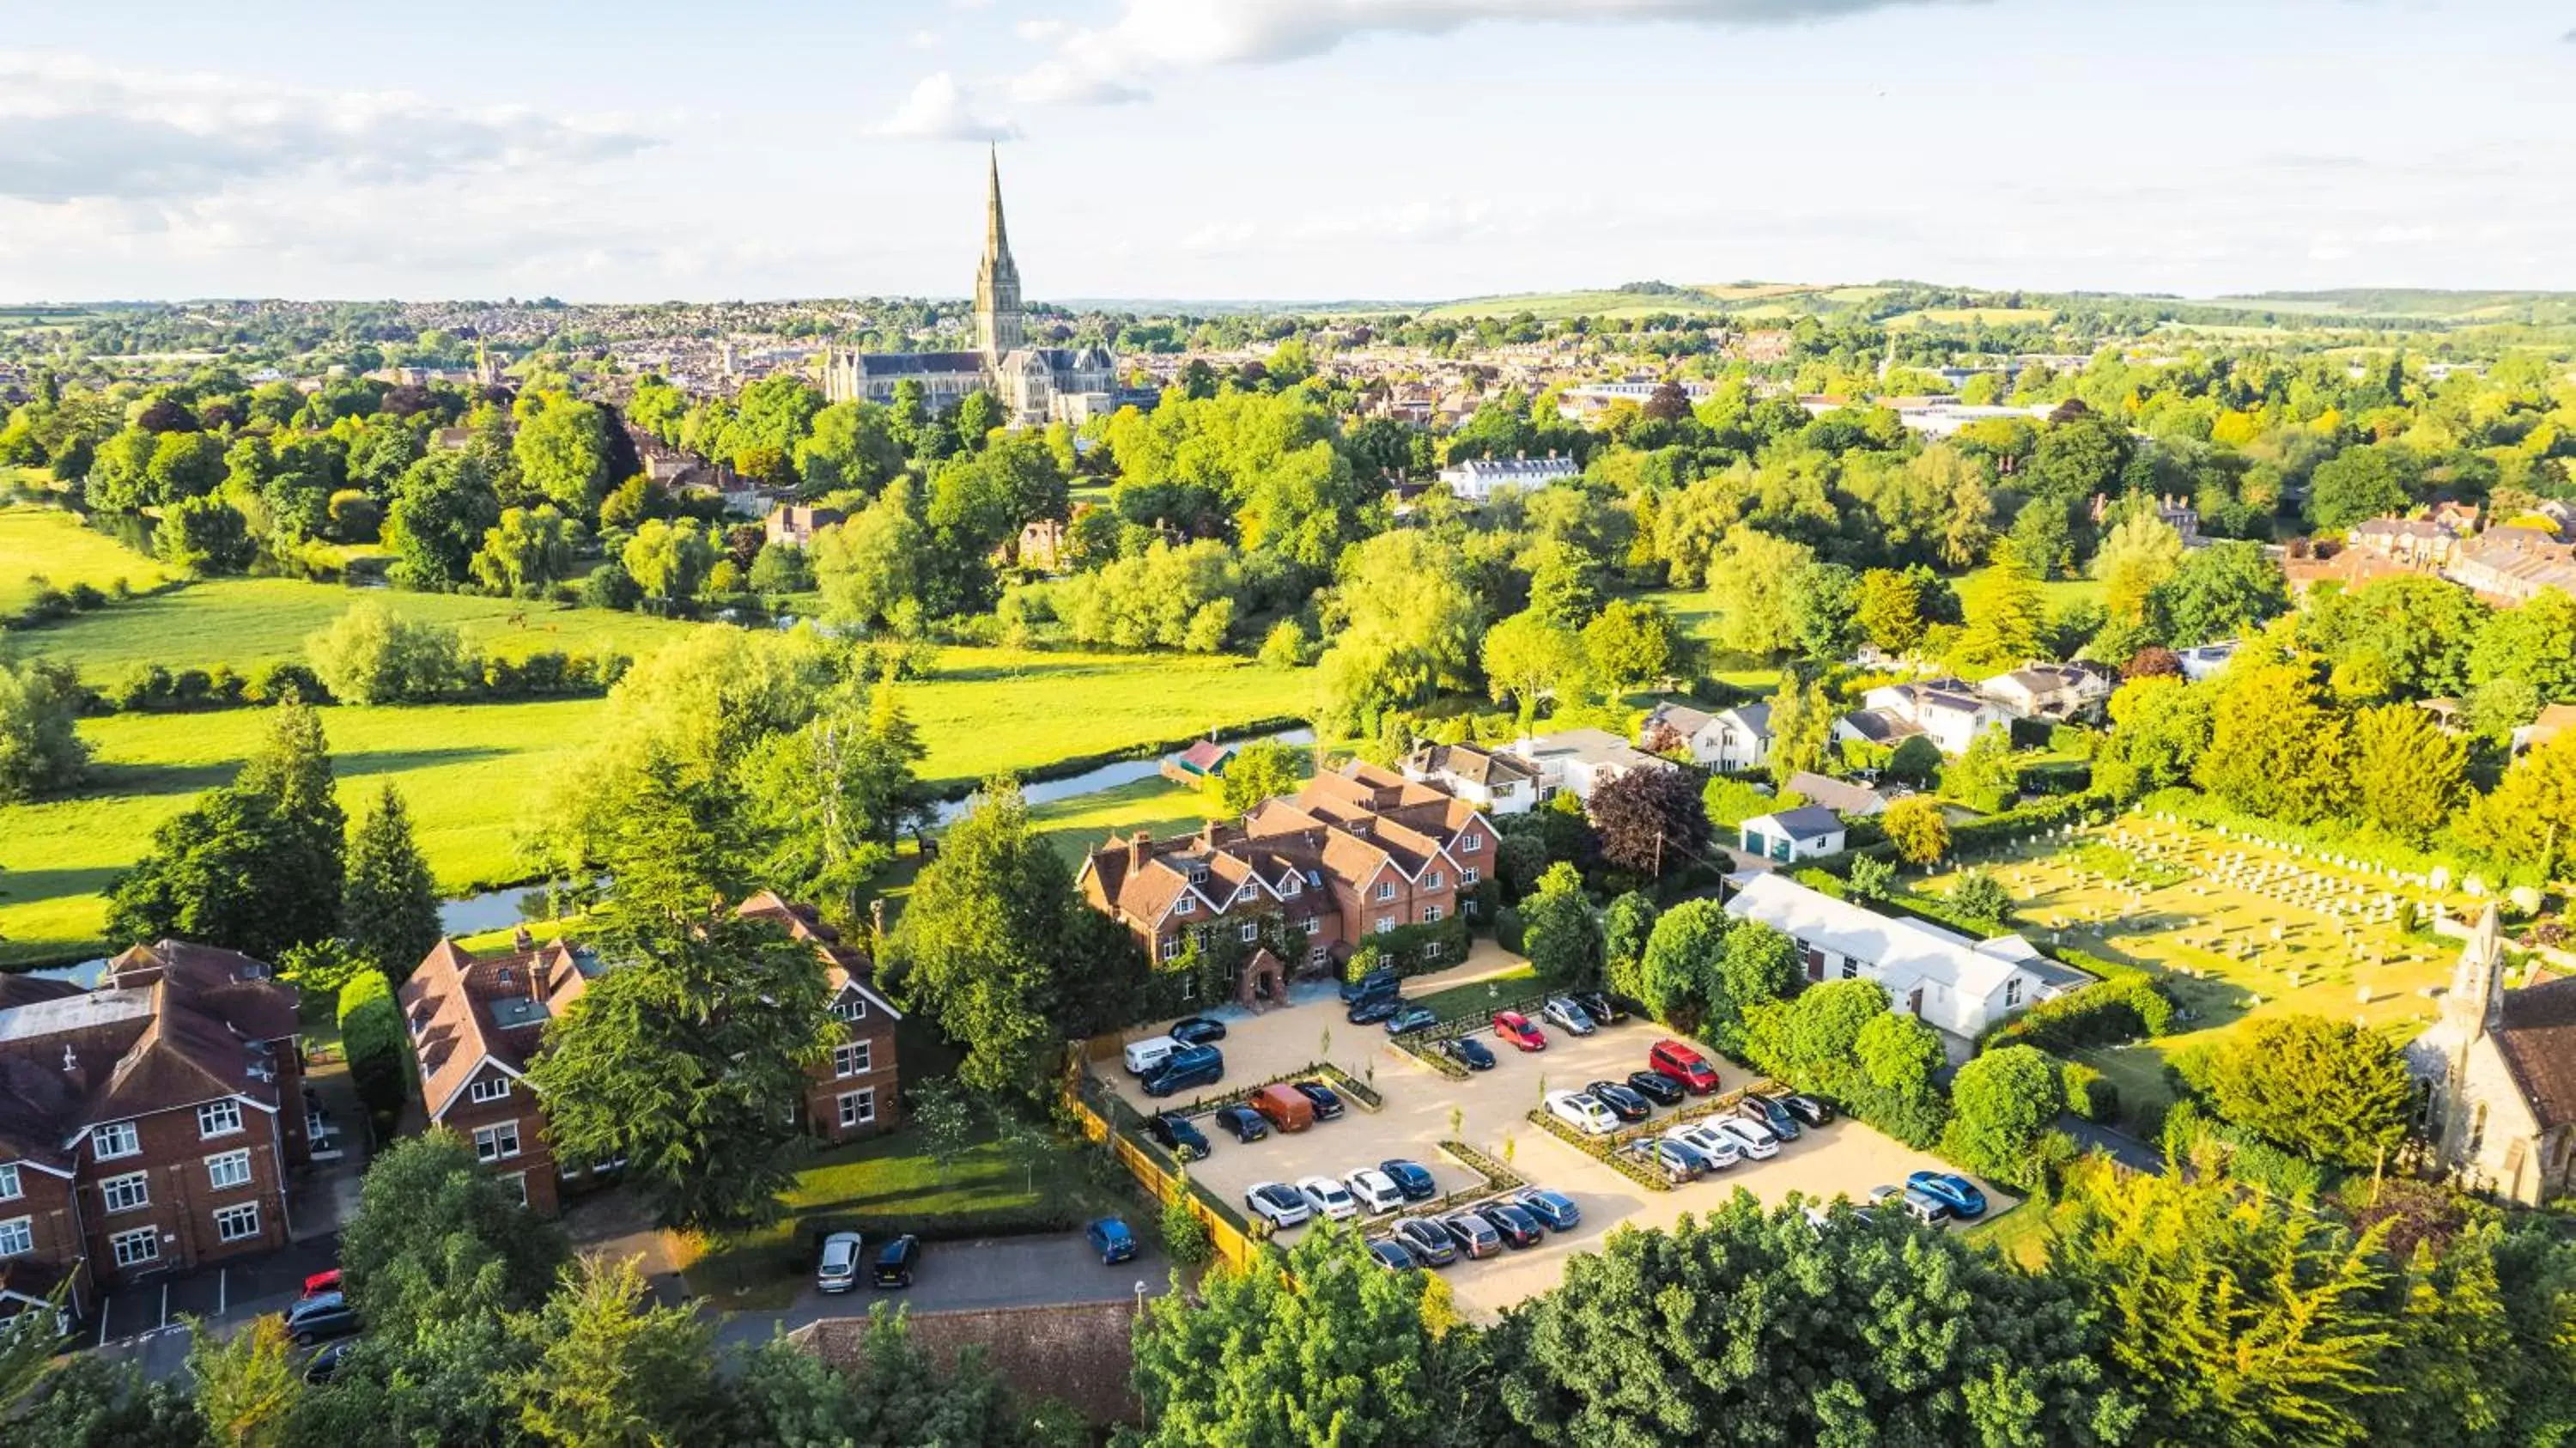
[875, 71, 1018, 142]
[1003, 0, 1978, 104]
[0, 51, 654, 204]
[910, 29, 942, 48]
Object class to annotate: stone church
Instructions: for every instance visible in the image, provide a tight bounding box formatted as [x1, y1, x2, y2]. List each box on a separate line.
[2404, 903, 2576, 1204]
[820, 150, 1117, 426]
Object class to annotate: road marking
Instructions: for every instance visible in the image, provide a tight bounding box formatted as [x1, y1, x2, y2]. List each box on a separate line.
[217, 1269, 228, 1318]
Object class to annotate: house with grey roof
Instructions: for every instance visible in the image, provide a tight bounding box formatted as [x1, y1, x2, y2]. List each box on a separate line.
[1639, 698, 1773, 772]
[1739, 806, 1846, 863]
[1504, 727, 1676, 804]
[1401, 741, 1540, 816]
[1860, 678, 2018, 755]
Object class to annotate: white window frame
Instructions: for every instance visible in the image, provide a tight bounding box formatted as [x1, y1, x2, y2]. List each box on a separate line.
[99, 1172, 149, 1214]
[1424, 871, 1443, 890]
[469, 1075, 512, 1105]
[0, 1165, 18, 1202]
[92, 1123, 140, 1161]
[838, 1090, 875, 1129]
[1421, 905, 1442, 923]
[1160, 937, 1184, 962]
[504, 1172, 529, 1208]
[831, 994, 866, 1023]
[1422, 940, 1443, 961]
[835, 1041, 872, 1078]
[1300, 916, 1321, 936]
[1460, 833, 1482, 853]
[213, 1202, 260, 1244]
[205, 1150, 252, 1193]
[1375, 917, 1394, 935]
[1234, 885, 1256, 904]
[1172, 895, 1194, 916]
[1461, 867, 1480, 886]
[111, 1227, 158, 1269]
[197, 1100, 244, 1139]
[1280, 877, 1299, 897]
[473, 1122, 521, 1162]
[1375, 881, 1396, 902]
[1239, 921, 1259, 943]
[2005, 976, 2024, 1007]
[0, 1217, 31, 1258]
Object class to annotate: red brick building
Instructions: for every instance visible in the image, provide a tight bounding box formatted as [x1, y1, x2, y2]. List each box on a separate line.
[0, 942, 307, 1327]
[737, 893, 903, 1141]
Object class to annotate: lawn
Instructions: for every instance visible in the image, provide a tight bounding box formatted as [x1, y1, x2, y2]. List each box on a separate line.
[901, 648, 1312, 787]
[0, 506, 179, 615]
[1034, 776, 1225, 868]
[1414, 964, 1540, 1024]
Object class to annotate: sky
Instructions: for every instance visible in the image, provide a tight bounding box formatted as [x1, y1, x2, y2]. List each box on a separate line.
[0, 0, 2570, 304]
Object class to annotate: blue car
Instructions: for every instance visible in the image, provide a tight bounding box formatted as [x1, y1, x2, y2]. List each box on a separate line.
[1510, 1188, 1582, 1232]
[1085, 1217, 1138, 1264]
[1379, 1159, 1438, 1202]
[1906, 1171, 1987, 1219]
[1384, 1005, 1438, 1036]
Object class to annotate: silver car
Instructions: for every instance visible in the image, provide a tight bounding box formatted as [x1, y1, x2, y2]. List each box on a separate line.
[816, 1231, 865, 1293]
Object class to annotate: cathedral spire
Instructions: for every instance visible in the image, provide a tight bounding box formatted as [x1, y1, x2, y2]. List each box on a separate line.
[975, 146, 1024, 361]
[984, 144, 1011, 264]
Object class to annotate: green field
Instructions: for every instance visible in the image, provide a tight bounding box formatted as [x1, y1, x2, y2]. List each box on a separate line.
[0, 507, 179, 616]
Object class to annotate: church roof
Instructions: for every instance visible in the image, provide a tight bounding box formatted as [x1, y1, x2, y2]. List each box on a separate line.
[844, 351, 988, 379]
[2494, 976, 2576, 1131]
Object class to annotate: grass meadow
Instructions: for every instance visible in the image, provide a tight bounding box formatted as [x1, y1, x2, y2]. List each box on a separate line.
[0, 507, 179, 615]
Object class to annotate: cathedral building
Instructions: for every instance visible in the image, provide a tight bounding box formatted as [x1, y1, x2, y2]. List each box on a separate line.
[2404, 903, 2576, 1204]
[821, 150, 1118, 426]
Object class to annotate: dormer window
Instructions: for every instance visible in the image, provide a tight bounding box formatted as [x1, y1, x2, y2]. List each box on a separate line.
[1281, 878, 1299, 897]
[1234, 886, 1256, 904]
[831, 995, 866, 1024]
[1186, 864, 1209, 884]
[1173, 896, 1194, 916]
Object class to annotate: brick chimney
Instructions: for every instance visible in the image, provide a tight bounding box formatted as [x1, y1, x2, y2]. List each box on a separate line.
[1128, 830, 1152, 872]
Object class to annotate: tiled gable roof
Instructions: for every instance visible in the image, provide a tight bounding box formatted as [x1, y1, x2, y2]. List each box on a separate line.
[400, 937, 589, 1121]
[2494, 977, 2576, 1131]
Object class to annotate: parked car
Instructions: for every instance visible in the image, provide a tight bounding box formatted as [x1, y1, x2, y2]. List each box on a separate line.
[1250, 1083, 1315, 1133]
[1347, 995, 1402, 1026]
[872, 1235, 920, 1288]
[1292, 1080, 1346, 1121]
[1442, 1037, 1497, 1071]
[1123, 1035, 1182, 1076]
[1145, 1112, 1209, 1160]
[1906, 1171, 1989, 1219]
[1345, 1167, 1406, 1214]
[1584, 1080, 1651, 1123]
[1086, 1216, 1138, 1264]
[1542, 996, 1597, 1037]
[286, 1293, 360, 1346]
[1478, 1202, 1544, 1249]
[1296, 1175, 1361, 1221]
[1340, 968, 1398, 1004]
[1170, 1016, 1228, 1045]
[1624, 1069, 1686, 1107]
[301, 1269, 343, 1301]
[1246, 1182, 1313, 1228]
[1380, 1159, 1438, 1202]
[1715, 1116, 1780, 1159]
[1438, 1210, 1504, 1259]
[1622, 1137, 1704, 1184]
[1510, 1188, 1582, 1232]
[301, 1339, 359, 1384]
[1213, 1104, 1270, 1142]
[1367, 1238, 1419, 1272]
[1384, 1004, 1438, 1035]
[1663, 1122, 1741, 1169]
[1648, 1039, 1720, 1094]
[1576, 991, 1627, 1025]
[1392, 1217, 1459, 1266]
[1737, 1092, 1801, 1141]
[1783, 1093, 1836, 1128]
[816, 1232, 866, 1293]
[1492, 1010, 1547, 1052]
[1141, 1044, 1223, 1098]
[1546, 1090, 1620, 1136]
[1873, 1182, 1953, 1226]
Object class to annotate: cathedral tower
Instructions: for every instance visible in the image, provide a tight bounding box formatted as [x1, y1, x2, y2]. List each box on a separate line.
[974, 146, 1024, 361]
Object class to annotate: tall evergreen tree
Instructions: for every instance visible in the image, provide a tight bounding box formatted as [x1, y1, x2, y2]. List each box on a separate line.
[343, 783, 441, 983]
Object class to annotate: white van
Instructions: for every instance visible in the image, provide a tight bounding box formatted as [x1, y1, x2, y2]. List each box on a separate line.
[1123, 1035, 1182, 1076]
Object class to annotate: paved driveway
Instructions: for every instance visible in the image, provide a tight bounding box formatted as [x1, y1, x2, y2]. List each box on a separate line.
[717, 1232, 1176, 1348]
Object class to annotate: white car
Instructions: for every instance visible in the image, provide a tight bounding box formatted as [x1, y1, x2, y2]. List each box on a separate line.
[1297, 1174, 1361, 1220]
[1716, 1116, 1780, 1159]
[1344, 1168, 1406, 1215]
[1246, 1181, 1313, 1228]
[1663, 1122, 1742, 1168]
[1546, 1090, 1620, 1136]
[1542, 996, 1598, 1037]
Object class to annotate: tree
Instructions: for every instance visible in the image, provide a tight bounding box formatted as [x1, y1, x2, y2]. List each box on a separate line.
[1217, 738, 1307, 815]
[1519, 862, 1600, 988]
[340, 971, 410, 1120]
[512, 396, 615, 514]
[2095, 673, 2212, 800]
[153, 494, 256, 575]
[1580, 598, 1675, 702]
[794, 400, 905, 494]
[1744, 976, 1887, 1097]
[1951, 539, 2048, 672]
[746, 541, 812, 595]
[2305, 574, 2481, 702]
[728, 1305, 1043, 1448]
[738, 682, 927, 917]
[2152, 540, 2287, 645]
[1600, 891, 1659, 1000]
[507, 1254, 720, 1448]
[2092, 502, 2188, 627]
[1130, 1222, 1479, 1448]
[341, 1132, 571, 1345]
[385, 451, 501, 590]
[1763, 677, 1834, 788]
[2469, 587, 2576, 703]
[1585, 766, 1709, 879]
[307, 600, 471, 705]
[1882, 794, 1950, 866]
[2459, 730, 2576, 879]
[2306, 444, 2415, 529]
[1316, 531, 1483, 733]
[2348, 703, 2466, 843]
[814, 479, 933, 632]
[2196, 653, 2349, 824]
[1854, 567, 1928, 655]
[1941, 724, 2021, 812]
[0, 657, 90, 802]
[1710, 917, 1800, 1049]
[1480, 610, 1588, 726]
[1941, 1044, 2066, 1188]
[621, 518, 718, 608]
[1855, 1008, 1951, 1147]
[2205, 1015, 2411, 1168]
[2008, 498, 2077, 580]
[1782, 560, 1864, 660]
[1704, 527, 1814, 658]
[186, 1313, 304, 1448]
[1846, 853, 1897, 904]
[343, 784, 441, 983]
[1637, 898, 1727, 1026]
[471, 504, 581, 596]
[1947, 867, 2011, 923]
[1883, 733, 1943, 787]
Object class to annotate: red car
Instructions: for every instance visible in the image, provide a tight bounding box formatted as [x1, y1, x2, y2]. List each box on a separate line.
[301, 1269, 342, 1299]
[1492, 1011, 1546, 1052]
[1649, 1039, 1721, 1094]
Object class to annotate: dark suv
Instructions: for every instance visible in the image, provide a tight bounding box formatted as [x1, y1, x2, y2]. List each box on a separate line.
[872, 1235, 920, 1288]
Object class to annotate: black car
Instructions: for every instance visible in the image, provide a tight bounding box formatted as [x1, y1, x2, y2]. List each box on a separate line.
[1292, 1080, 1346, 1121]
[1738, 1092, 1801, 1141]
[1584, 1080, 1652, 1123]
[1392, 1217, 1459, 1266]
[286, 1293, 360, 1345]
[873, 1235, 920, 1288]
[1380, 1159, 1439, 1202]
[1339, 968, 1398, 1004]
[1346, 995, 1401, 1026]
[1146, 1111, 1210, 1160]
[1477, 1202, 1544, 1250]
[1442, 1037, 1497, 1072]
[1783, 1093, 1836, 1128]
[301, 1339, 359, 1384]
[1625, 1069, 1686, 1107]
[1212, 1104, 1269, 1142]
[1366, 1238, 1419, 1272]
[1575, 991, 1627, 1025]
[1170, 1016, 1228, 1045]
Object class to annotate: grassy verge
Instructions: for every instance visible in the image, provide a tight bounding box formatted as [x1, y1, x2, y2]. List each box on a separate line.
[1963, 1198, 2058, 1268]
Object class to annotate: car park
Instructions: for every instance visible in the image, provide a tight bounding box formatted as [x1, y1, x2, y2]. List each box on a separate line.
[1663, 1122, 1741, 1169]
[1438, 1210, 1504, 1259]
[1648, 1039, 1720, 1093]
[1345, 1167, 1406, 1214]
[1622, 1137, 1704, 1184]
[1442, 1037, 1497, 1071]
[1545, 1089, 1620, 1136]
[1384, 1004, 1438, 1035]
[1246, 1181, 1313, 1227]
[1478, 1202, 1544, 1249]
[1624, 1069, 1686, 1106]
[1368, 1238, 1419, 1271]
[1492, 1011, 1547, 1052]
[1510, 1188, 1582, 1232]
[1907, 1171, 1988, 1219]
[1086, 1217, 1139, 1264]
[1392, 1218, 1459, 1266]
[1716, 1116, 1780, 1159]
[1584, 1080, 1652, 1123]
[872, 1235, 920, 1288]
[1123, 1035, 1182, 1076]
[286, 1293, 360, 1346]
[1145, 1111, 1210, 1160]
[1170, 1016, 1229, 1045]
[816, 1232, 866, 1293]
[1347, 995, 1401, 1025]
[1214, 1104, 1271, 1142]
[1293, 1080, 1346, 1121]
[1576, 991, 1628, 1025]
[1542, 996, 1597, 1036]
[1380, 1159, 1438, 1202]
[1340, 969, 1398, 1004]
[1738, 1092, 1801, 1140]
[1783, 1093, 1835, 1128]
[1250, 1083, 1316, 1132]
[1141, 1044, 1224, 1098]
[1297, 1174, 1361, 1220]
